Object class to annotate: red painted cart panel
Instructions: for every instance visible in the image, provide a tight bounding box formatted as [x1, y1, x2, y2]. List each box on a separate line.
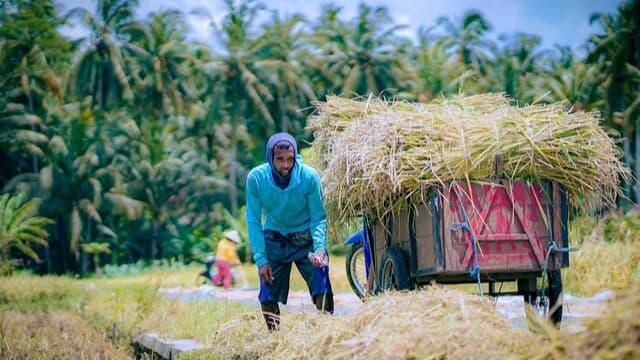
[369, 180, 568, 283]
[441, 180, 566, 274]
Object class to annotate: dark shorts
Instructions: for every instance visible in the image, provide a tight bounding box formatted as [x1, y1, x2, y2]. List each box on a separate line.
[260, 229, 331, 304]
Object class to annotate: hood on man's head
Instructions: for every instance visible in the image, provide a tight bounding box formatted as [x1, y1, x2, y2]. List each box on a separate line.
[266, 132, 298, 165]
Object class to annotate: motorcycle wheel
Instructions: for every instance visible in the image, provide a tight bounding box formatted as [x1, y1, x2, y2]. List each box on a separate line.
[346, 242, 368, 299]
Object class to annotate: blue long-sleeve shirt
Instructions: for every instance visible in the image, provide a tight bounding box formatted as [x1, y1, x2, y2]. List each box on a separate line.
[245, 155, 327, 268]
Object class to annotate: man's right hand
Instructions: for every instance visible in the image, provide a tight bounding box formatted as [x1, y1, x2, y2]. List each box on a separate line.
[259, 264, 274, 285]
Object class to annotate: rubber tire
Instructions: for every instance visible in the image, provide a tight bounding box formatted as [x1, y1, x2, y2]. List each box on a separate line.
[547, 270, 563, 325]
[346, 242, 368, 299]
[378, 246, 410, 291]
[524, 270, 563, 327]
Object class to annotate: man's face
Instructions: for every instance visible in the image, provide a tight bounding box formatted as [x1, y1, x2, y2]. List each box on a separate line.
[273, 146, 295, 177]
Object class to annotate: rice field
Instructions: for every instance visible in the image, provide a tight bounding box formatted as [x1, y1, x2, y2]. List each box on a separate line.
[2, 94, 638, 359]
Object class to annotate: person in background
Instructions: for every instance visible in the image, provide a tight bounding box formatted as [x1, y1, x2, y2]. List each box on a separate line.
[245, 132, 334, 331]
[212, 230, 242, 290]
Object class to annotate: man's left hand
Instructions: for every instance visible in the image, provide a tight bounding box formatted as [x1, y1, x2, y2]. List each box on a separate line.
[310, 251, 328, 267]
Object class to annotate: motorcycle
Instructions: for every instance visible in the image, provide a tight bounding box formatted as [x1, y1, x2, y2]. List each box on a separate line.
[196, 255, 238, 286]
[344, 228, 372, 299]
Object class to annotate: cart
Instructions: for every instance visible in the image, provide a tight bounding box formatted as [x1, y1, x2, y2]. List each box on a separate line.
[364, 179, 570, 325]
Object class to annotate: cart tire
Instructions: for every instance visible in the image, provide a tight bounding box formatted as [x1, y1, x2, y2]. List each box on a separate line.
[547, 270, 563, 324]
[346, 242, 368, 299]
[378, 247, 410, 291]
[524, 270, 563, 328]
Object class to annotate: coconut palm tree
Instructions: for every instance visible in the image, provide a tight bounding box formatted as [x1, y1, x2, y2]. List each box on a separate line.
[124, 9, 197, 122]
[0, 192, 53, 275]
[492, 32, 550, 103]
[588, 0, 640, 205]
[0, 103, 49, 188]
[543, 46, 604, 111]
[311, 3, 418, 98]
[196, 0, 275, 214]
[256, 12, 318, 133]
[36, 99, 121, 274]
[0, 0, 70, 174]
[413, 26, 475, 101]
[65, 0, 139, 110]
[436, 10, 494, 77]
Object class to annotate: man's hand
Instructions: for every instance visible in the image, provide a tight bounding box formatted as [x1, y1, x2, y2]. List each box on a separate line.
[259, 264, 274, 284]
[310, 251, 328, 268]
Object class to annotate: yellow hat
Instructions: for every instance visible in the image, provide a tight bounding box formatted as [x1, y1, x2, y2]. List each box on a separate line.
[223, 230, 241, 243]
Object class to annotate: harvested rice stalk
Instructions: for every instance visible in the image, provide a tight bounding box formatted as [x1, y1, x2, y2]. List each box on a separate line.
[308, 94, 631, 223]
[188, 287, 537, 360]
[186, 283, 640, 360]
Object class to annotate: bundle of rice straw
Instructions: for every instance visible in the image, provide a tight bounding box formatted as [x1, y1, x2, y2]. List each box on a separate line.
[196, 287, 538, 359]
[169, 283, 640, 360]
[308, 93, 631, 223]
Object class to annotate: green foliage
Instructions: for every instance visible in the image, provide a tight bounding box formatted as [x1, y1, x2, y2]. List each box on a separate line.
[0, 192, 53, 274]
[132, 281, 161, 324]
[1, 0, 639, 275]
[602, 209, 640, 243]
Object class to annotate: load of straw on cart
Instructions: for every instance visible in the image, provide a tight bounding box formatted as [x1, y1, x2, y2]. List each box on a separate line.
[308, 93, 631, 224]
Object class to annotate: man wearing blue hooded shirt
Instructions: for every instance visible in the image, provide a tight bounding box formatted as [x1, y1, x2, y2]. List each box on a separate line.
[246, 132, 334, 331]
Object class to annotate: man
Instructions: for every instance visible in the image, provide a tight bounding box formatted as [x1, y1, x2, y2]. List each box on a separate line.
[212, 230, 242, 290]
[245, 132, 333, 331]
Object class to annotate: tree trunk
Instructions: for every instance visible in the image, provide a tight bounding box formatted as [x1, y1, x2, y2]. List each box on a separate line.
[623, 137, 632, 211]
[635, 119, 640, 205]
[229, 141, 238, 218]
[81, 216, 92, 276]
[27, 91, 39, 173]
[152, 221, 159, 260]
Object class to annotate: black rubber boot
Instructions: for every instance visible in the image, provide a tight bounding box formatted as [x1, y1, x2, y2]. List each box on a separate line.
[261, 301, 280, 331]
[314, 293, 334, 314]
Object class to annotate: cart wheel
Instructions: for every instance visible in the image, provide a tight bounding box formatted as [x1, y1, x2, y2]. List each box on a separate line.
[524, 270, 563, 329]
[346, 242, 367, 299]
[378, 247, 410, 291]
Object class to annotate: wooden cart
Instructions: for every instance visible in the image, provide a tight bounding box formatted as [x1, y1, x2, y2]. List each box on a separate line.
[365, 179, 569, 324]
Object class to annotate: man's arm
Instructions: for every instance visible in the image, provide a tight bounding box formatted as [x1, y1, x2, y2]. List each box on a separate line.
[246, 174, 268, 268]
[307, 171, 328, 255]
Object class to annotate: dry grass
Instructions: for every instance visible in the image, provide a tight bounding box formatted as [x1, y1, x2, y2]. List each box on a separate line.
[564, 212, 640, 296]
[564, 239, 640, 296]
[182, 282, 640, 360]
[554, 283, 640, 359]
[309, 94, 630, 223]
[183, 283, 640, 359]
[1, 233, 637, 360]
[184, 287, 538, 360]
[0, 309, 131, 359]
[0, 274, 80, 309]
[99, 258, 352, 294]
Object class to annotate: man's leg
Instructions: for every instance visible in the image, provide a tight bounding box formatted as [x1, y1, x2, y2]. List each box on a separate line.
[295, 257, 334, 314]
[260, 301, 280, 332]
[260, 260, 291, 331]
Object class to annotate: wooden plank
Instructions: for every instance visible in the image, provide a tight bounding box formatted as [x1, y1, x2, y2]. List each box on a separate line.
[550, 183, 563, 269]
[442, 190, 462, 271]
[460, 184, 499, 268]
[504, 183, 545, 267]
[476, 234, 529, 241]
[415, 204, 436, 270]
[373, 218, 387, 274]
